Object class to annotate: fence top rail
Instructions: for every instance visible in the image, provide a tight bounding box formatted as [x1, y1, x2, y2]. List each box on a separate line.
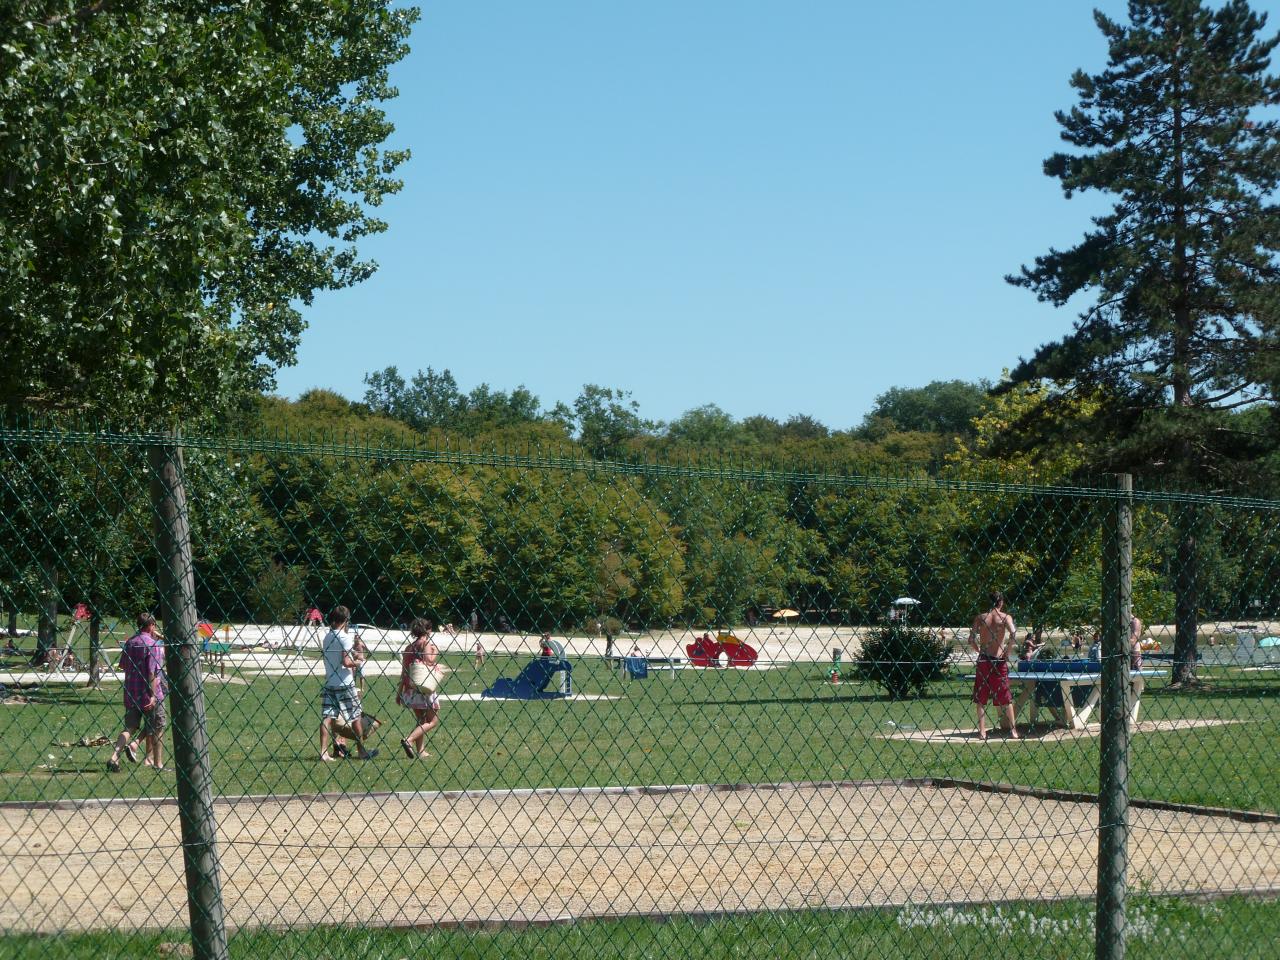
[2, 424, 1278, 511]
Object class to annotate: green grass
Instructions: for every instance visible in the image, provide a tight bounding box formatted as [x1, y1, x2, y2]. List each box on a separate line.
[3, 896, 1277, 959]
[2, 654, 1277, 812]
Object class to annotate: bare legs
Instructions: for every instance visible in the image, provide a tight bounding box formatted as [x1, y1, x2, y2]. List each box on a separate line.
[320, 716, 374, 760]
[974, 702, 1019, 741]
[107, 727, 138, 771]
[403, 707, 438, 758]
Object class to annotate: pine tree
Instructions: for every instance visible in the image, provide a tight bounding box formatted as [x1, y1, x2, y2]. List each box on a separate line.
[1009, 0, 1280, 683]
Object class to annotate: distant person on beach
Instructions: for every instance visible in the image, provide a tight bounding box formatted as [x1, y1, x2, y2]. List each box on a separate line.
[969, 591, 1019, 741]
[399, 619, 444, 759]
[1129, 613, 1144, 670]
[1019, 633, 1043, 662]
[473, 637, 485, 667]
[106, 613, 167, 772]
[319, 606, 379, 762]
[305, 605, 323, 649]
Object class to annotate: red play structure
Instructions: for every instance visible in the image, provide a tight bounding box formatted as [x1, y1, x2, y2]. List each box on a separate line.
[685, 632, 758, 668]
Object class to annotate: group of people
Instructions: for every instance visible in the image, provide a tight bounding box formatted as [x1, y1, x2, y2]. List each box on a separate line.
[104, 605, 451, 772]
[969, 591, 1146, 741]
[318, 606, 449, 762]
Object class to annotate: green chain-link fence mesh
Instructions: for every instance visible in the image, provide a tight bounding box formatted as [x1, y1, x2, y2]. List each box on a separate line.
[1, 427, 1277, 958]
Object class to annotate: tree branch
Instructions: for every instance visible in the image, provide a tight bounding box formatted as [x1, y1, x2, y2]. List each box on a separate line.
[40, 0, 114, 28]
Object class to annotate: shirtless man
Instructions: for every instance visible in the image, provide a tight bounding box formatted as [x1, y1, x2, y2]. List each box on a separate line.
[1129, 613, 1144, 670]
[969, 590, 1019, 741]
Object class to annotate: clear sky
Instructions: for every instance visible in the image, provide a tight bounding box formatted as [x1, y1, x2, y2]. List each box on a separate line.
[276, 0, 1280, 431]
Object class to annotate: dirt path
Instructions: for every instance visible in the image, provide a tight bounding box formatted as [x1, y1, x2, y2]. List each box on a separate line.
[2, 782, 1276, 933]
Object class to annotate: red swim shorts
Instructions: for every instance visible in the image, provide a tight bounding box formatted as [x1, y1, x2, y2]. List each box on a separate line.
[973, 658, 1012, 706]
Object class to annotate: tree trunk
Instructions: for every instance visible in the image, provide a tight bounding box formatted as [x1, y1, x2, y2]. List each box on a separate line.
[1168, 76, 1199, 687]
[1172, 509, 1199, 685]
[89, 610, 103, 686]
[34, 555, 58, 664]
[5, 610, 15, 637]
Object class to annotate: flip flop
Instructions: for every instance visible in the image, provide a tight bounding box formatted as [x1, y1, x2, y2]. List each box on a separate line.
[400, 738, 415, 759]
[125, 743, 138, 764]
[359, 749, 379, 761]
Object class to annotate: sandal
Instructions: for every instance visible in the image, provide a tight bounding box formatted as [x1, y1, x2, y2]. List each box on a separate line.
[125, 743, 138, 764]
[400, 738, 415, 759]
[106, 758, 120, 773]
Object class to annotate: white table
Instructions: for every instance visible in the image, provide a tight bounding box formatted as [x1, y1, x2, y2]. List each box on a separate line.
[1009, 668, 1166, 730]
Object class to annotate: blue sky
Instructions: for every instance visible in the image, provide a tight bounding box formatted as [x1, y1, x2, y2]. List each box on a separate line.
[277, 1, 1280, 431]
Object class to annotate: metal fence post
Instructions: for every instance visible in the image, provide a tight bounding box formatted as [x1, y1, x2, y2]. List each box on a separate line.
[1097, 472, 1133, 960]
[149, 437, 229, 960]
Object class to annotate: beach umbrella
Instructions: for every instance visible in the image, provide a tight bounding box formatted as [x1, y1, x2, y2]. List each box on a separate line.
[772, 609, 800, 619]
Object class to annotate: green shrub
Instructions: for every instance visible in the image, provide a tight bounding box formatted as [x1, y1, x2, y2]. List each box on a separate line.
[855, 624, 950, 700]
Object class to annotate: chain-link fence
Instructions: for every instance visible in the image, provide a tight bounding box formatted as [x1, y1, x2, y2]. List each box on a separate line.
[1, 426, 1277, 959]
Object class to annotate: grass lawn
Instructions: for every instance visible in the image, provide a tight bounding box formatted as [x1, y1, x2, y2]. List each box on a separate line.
[1, 653, 1276, 812]
[4, 896, 1277, 959]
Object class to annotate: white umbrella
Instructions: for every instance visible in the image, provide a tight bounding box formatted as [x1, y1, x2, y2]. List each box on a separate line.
[893, 597, 921, 606]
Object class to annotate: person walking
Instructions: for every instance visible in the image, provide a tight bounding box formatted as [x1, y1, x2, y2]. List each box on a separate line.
[398, 619, 445, 759]
[319, 605, 379, 762]
[106, 613, 167, 772]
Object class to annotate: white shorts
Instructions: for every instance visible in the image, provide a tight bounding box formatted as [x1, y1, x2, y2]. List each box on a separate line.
[321, 685, 362, 724]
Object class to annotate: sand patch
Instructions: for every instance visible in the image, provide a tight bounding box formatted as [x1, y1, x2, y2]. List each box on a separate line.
[1, 780, 1275, 933]
[878, 717, 1246, 744]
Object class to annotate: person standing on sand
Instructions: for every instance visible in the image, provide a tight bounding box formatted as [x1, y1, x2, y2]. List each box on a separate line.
[969, 591, 1019, 741]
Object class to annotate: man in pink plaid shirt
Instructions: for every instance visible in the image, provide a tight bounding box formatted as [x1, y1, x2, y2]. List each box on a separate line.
[106, 613, 167, 772]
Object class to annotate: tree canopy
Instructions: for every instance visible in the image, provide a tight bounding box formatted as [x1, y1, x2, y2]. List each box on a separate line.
[1008, 0, 1280, 484]
[0, 1, 418, 422]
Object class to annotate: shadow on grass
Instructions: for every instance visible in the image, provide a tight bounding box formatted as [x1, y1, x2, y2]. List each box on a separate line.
[686, 694, 892, 707]
[1148, 684, 1280, 701]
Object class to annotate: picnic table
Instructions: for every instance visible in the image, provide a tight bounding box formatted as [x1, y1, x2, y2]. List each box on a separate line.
[964, 659, 1166, 730]
[607, 654, 681, 677]
[1012, 660, 1166, 730]
[203, 641, 233, 677]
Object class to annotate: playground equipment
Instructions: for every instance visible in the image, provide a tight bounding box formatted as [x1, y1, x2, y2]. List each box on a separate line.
[44, 603, 91, 672]
[684, 632, 759, 668]
[483, 637, 574, 699]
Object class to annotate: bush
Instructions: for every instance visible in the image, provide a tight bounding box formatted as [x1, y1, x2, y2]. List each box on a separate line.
[249, 562, 307, 624]
[855, 624, 950, 700]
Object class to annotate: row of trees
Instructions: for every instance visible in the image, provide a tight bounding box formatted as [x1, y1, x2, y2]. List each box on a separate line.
[4, 416, 1277, 652]
[359, 366, 990, 463]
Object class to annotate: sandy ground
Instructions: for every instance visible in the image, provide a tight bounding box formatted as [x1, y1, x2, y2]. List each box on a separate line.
[1, 781, 1276, 934]
[879, 718, 1245, 744]
[8, 617, 1276, 689]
